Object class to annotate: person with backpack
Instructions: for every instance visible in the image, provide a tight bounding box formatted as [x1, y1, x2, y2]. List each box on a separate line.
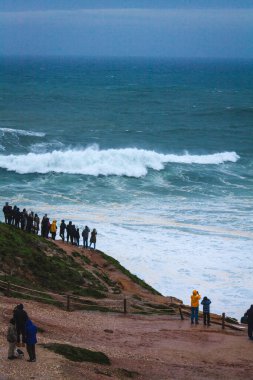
[190, 290, 201, 325]
[13, 304, 28, 347]
[25, 318, 37, 362]
[201, 296, 211, 326]
[82, 226, 90, 248]
[7, 318, 17, 360]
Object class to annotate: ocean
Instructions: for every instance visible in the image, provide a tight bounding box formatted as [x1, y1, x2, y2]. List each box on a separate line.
[0, 57, 252, 318]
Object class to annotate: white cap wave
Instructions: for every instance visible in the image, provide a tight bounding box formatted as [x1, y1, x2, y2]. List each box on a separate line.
[0, 146, 240, 177]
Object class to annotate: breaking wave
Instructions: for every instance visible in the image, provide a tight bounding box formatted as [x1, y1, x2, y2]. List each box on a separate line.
[0, 128, 45, 137]
[0, 147, 240, 177]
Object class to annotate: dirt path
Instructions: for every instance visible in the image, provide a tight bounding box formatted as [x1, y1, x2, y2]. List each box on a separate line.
[0, 296, 252, 380]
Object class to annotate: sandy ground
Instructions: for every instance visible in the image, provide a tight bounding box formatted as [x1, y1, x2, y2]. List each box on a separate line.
[0, 296, 252, 380]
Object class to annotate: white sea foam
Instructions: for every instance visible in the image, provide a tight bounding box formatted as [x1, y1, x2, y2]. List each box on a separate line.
[0, 147, 240, 176]
[0, 128, 45, 137]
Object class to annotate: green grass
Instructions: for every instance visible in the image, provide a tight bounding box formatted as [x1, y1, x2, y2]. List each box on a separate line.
[72, 288, 107, 299]
[0, 223, 163, 313]
[10, 290, 64, 308]
[43, 343, 110, 364]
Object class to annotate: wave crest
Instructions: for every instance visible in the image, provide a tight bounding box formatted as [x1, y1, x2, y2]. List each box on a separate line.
[0, 128, 45, 137]
[0, 147, 240, 176]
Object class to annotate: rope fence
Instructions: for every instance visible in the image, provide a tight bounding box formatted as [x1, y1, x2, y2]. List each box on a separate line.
[0, 279, 244, 331]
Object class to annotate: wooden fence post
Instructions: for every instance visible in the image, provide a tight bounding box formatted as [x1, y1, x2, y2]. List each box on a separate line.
[179, 306, 184, 320]
[123, 298, 127, 314]
[222, 312, 225, 329]
[6, 282, 10, 297]
[67, 295, 71, 311]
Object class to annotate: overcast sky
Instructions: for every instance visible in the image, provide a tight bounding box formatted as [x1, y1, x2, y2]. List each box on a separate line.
[1, 0, 253, 58]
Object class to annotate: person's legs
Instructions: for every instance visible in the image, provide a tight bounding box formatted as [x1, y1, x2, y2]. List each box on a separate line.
[248, 323, 253, 339]
[195, 307, 199, 323]
[16, 326, 21, 345]
[28, 344, 36, 361]
[203, 312, 207, 325]
[191, 307, 195, 323]
[21, 326, 26, 346]
[26, 344, 33, 360]
[8, 342, 16, 358]
[207, 313, 210, 326]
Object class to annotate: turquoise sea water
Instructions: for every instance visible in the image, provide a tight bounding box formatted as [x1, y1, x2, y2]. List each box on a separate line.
[0, 57, 252, 317]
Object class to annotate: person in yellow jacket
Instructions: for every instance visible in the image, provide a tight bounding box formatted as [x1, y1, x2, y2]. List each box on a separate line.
[191, 289, 201, 324]
[50, 220, 57, 240]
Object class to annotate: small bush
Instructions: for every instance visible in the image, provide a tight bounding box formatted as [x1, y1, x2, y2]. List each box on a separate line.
[43, 343, 110, 364]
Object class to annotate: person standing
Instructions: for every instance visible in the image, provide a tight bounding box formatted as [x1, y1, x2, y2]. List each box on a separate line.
[60, 220, 67, 241]
[201, 296, 211, 326]
[89, 228, 97, 250]
[7, 318, 17, 360]
[2, 202, 9, 223]
[50, 220, 57, 240]
[13, 304, 28, 347]
[41, 214, 49, 237]
[82, 226, 90, 248]
[191, 290, 201, 325]
[75, 228, 80, 246]
[66, 221, 72, 243]
[25, 318, 37, 362]
[20, 209, 28, 231]
[245, 305, 253, 340]
[34, 214, 40, 234]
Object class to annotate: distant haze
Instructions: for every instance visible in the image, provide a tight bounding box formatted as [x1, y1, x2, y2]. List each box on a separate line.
[0, 0, 253, 58]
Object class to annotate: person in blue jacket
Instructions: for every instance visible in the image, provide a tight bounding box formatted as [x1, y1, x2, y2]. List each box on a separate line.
[201, 296, 211, 326]
[25, 318, 37, 362]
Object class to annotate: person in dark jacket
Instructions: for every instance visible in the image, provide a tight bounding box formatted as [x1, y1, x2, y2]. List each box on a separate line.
[14, 207, 21, 229]
[25, 318, 37, 362]
[60, 220, 67, 241]
[3, 202, 9, 223]
[7, 318, 17, 360]
[66, 221, 72, 243]
[82, 226, 90, 248]
[75, 228, 80, 246]
[245, 305, 253, 340]
[89, 228, 97, 250]
[201, 296, 211, 326]
[13, 304, 28, 347]
[20, 209, 28, 230]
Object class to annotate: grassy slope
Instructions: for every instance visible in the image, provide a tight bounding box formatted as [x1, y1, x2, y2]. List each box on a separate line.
[0, 223, 160, 299]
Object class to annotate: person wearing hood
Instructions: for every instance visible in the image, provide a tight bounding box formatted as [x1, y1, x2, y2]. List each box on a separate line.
[13, 304, 28, 347]
[25, 318, 37, 362]
[50, 220, 57, 240]
[191, 290, 201, 325]
[7, 318, 17, 360]
[201, 296, 211, 326]
[245, 305, 253, 340]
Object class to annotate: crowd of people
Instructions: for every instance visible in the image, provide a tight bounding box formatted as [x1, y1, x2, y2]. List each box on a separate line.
[2, 202, 98, 249]
[7, 304, 37, 361]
